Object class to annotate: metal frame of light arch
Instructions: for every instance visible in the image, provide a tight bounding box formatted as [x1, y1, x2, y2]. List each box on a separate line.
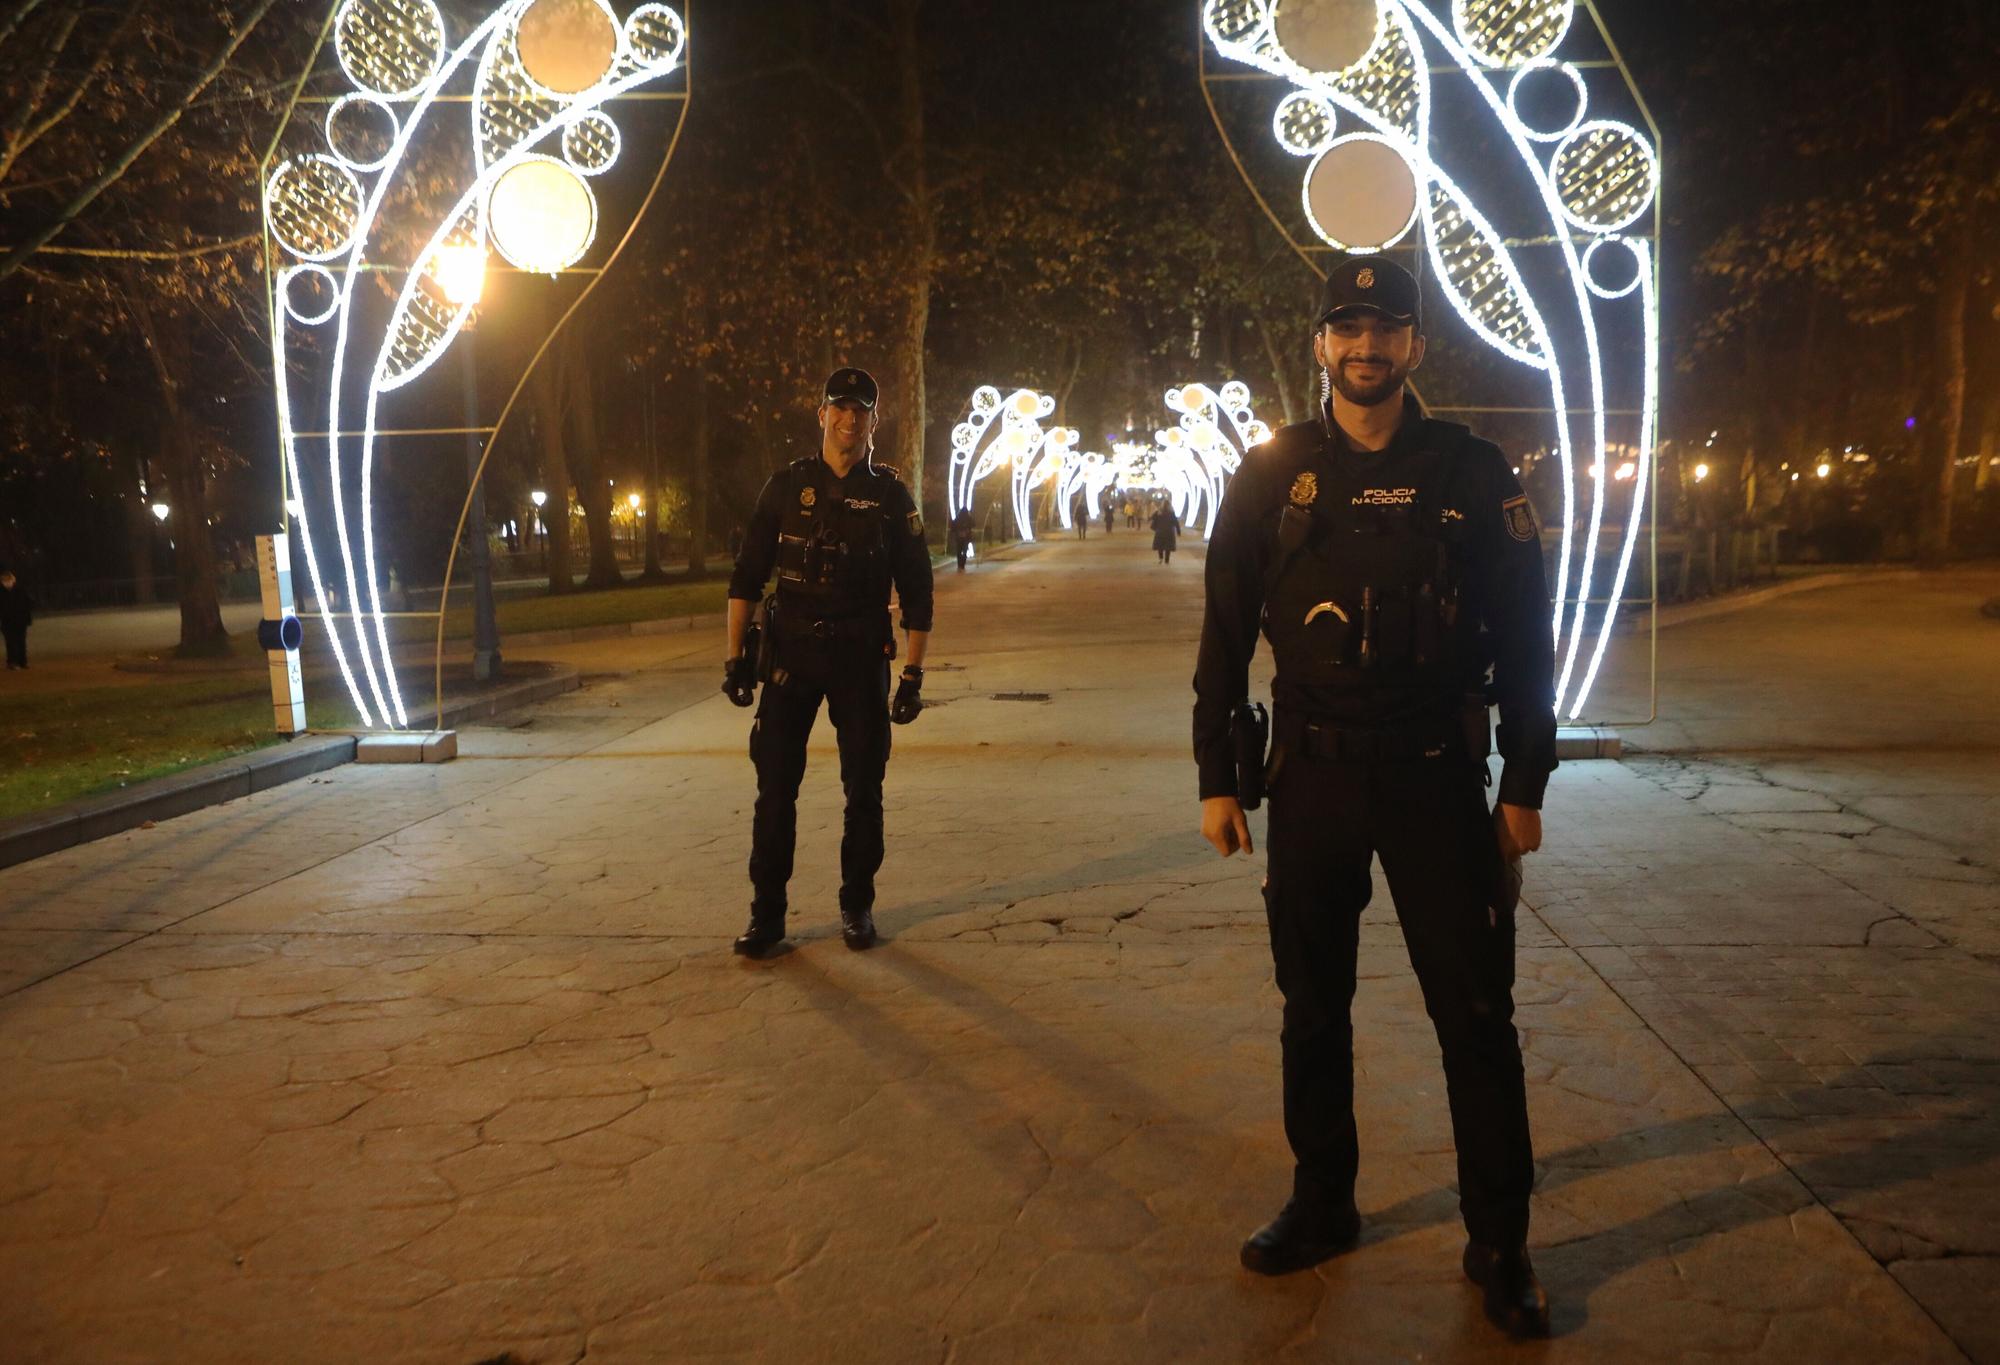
[257, 0, 694, 733]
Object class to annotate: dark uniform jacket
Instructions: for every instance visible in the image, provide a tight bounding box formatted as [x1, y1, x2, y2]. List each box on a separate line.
[729, 456, 934, 634]
[0, 582, 31, 630]
[1194, 395, 1557, 809]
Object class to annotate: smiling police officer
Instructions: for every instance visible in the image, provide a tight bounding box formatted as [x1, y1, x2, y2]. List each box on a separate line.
[725, 367, 933, 957]
[1193, 257, 1557, 1338]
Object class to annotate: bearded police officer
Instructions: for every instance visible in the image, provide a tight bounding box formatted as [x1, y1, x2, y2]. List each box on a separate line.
[725, 368, 934, 957]
[1193, 257, 1557, 1338]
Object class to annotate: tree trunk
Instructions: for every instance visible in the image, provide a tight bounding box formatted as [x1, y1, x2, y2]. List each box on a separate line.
[1975, 391, 1995, 495]
[1918, 240, 1970, 566]
[127, 288, 226, 653]
[566, 349, 623, 590]
[687, 351, 710, 576]
[1254, 307, 1300, 427]
[889, 0, 931, 512]
[530, 355, 574, 593]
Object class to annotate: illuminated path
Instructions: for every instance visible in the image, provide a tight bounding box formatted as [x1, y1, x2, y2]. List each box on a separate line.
[2, 540, 1994, 1362]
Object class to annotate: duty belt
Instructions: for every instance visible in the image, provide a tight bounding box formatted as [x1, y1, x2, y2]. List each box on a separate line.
[1278, 711, 1466, 763]
[777, 613, 886, 642]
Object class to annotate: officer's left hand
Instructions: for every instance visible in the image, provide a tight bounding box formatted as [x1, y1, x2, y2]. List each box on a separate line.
[1495, 803, 1542, 859]
[890, 666, 923, 724]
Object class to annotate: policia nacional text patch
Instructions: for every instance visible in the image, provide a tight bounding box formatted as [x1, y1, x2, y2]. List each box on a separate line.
[1502, 494, 1538, 542]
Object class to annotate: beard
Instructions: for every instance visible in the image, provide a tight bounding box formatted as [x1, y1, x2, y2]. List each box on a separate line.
[1329, 357, 1409, 408]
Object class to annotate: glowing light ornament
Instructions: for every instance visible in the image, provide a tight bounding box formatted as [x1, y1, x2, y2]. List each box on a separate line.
[1201, 0, 1662, 720]
[262, 0, 690, 729]
[1160, 381, 1274, 539]
[948, 386, 1069, 542]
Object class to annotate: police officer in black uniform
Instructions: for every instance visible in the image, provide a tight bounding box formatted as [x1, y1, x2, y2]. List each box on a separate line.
[724, 368, 934, 956]
[1193, 257, 1557, 1338]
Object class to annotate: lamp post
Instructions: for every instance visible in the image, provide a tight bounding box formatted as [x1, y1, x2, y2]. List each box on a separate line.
[530, 489, 548, 571]
[438, 243, 501, 683]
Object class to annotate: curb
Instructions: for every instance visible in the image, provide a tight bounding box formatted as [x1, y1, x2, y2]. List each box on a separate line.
[0, 666, 580, 872]
[1622, 568, 1923, 633]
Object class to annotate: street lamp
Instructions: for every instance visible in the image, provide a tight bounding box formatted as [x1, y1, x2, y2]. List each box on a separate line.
[151, 501, 170, 522]
[1693, 463, 1710, 482]
[529, 489, 549, 570]
[1815, 462, 1831, 479]
[433, 243, 487, 308]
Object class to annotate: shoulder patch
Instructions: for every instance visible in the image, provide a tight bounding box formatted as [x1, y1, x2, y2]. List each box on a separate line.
[869, 462, 903, 481]
[1503, 494, 1539, 542]
[907, 511, 924, 538]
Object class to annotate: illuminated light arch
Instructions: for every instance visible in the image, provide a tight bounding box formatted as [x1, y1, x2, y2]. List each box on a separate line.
[1160, 381, 1273, 539]
[263, 0, 691, 729]
[1201, 0, 1661, 720]
[948, 386, 1068, 542]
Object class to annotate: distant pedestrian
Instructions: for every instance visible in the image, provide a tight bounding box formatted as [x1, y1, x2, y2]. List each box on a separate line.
[1150, 505, 1180, 565]
[1102, 501, 1114, 535]
[1074, 493, 1090, 540]
[956, 510, 980, 572]
[0, 567, 31, 670]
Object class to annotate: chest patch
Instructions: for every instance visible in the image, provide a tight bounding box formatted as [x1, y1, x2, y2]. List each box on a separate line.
[1289, 471, 1319, 506]
[800, 486, 817, 508]
[1352, 487, 1417, 507]
[845, 498, 880, 511]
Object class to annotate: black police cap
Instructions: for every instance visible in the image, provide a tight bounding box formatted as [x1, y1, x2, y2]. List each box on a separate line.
[1316, 256, 1420, 328]
[823, 367, 879, 410]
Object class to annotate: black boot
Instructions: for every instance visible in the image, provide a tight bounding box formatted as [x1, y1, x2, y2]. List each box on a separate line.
[1239, 1198, 1361, 1275]
[732, 913, 785, 958]
[1462, 1242, 1551, 1339]
[839, 904, 877, 951]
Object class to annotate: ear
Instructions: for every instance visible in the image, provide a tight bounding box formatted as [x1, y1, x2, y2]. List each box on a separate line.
[1310, 327, 1328, 372]
[1408, 333, 1427, 372]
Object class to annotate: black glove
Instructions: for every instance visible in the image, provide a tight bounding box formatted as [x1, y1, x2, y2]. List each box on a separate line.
[722, 655, 756, 707]
[890, 666, 923, 724]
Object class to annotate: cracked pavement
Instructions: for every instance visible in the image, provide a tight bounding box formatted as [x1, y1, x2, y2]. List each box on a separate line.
[2, 545, 1995, 1363]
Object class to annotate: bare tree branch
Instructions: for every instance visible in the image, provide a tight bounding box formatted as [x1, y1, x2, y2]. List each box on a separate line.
[6, 233, 258, 259]
[10, 2, 141, 169]
[0, 0, 278, 284]
[0, 4, 78, 183]
[0, 0, 52, 53]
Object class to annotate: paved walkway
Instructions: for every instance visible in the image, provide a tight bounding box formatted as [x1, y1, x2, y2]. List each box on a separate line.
[2, 540, 1995, 1363]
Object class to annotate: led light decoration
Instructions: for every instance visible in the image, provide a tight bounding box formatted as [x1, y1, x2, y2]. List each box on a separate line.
[1201, 0, 1661, 720]
[262, 0, 690, 729]
[1159, 381, 1274, 539]
[948, 386, 1068, 542]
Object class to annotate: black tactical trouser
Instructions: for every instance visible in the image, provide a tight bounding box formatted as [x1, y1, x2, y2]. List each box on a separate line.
[2, 626, 24, 667]
[1262, 742, 1533, 1248]
[747, 638, 892, 922]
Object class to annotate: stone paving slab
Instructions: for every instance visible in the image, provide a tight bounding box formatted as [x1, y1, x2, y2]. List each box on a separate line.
[2, 541, 1994, 1362]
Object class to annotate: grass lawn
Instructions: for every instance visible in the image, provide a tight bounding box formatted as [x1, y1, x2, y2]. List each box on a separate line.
[3, 580, 725, 823]
[1, 675, 304, 821]
[380, 578, 730, 644]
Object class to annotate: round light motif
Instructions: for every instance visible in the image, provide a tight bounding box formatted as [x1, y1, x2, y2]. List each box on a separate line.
[334, 0, 445, 99]
[282, 265, 342, 325]
[1272, 0, 1382, 77]
[1581, 235, 1644, 299]
[1505, 59, 1586, 143]
[1451, 0, 1574, 68]
[562, 112, 621, 174]
[1012, 391, 1040, 418]
[324, 92, 400, 172]
[487, 156, 598, 274]
[1273, 90, 1338, 157]
[1204, 0, 1266, 46]
[1301, 133, 1420, 252]
[516, 0, 622, 97]
[623, 2, 686, 68]
[1551, 120, 1658, 232]
[267, 154, 365, 261]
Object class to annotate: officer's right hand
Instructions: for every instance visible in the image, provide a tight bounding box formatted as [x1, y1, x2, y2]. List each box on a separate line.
[722, 656, 756, 707]
[1201, 796, 1253, 857]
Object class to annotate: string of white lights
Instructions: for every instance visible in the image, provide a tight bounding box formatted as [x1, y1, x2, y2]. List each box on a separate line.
[1570, 236, 1656, 717]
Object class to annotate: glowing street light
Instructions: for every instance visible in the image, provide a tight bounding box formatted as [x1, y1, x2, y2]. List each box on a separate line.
[1815, 462, 1831, 479]
[151, 501, 170, 522]
[1693, 463, 1710, 482]
[433, 242, 488, 308]
[626, 491, 641, 511]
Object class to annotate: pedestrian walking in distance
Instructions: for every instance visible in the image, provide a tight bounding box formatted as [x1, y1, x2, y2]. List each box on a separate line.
[949, 508, 975, 573]
[1193, 255, 1558, 1339]
[722, 368, 935, 957]
[0, 567, 32, 670]
[1150, 503, 1180, 564]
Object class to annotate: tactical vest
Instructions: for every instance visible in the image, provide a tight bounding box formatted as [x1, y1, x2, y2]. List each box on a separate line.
[773, 460, 898, 618]
[1262, 421, 1481, 697]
